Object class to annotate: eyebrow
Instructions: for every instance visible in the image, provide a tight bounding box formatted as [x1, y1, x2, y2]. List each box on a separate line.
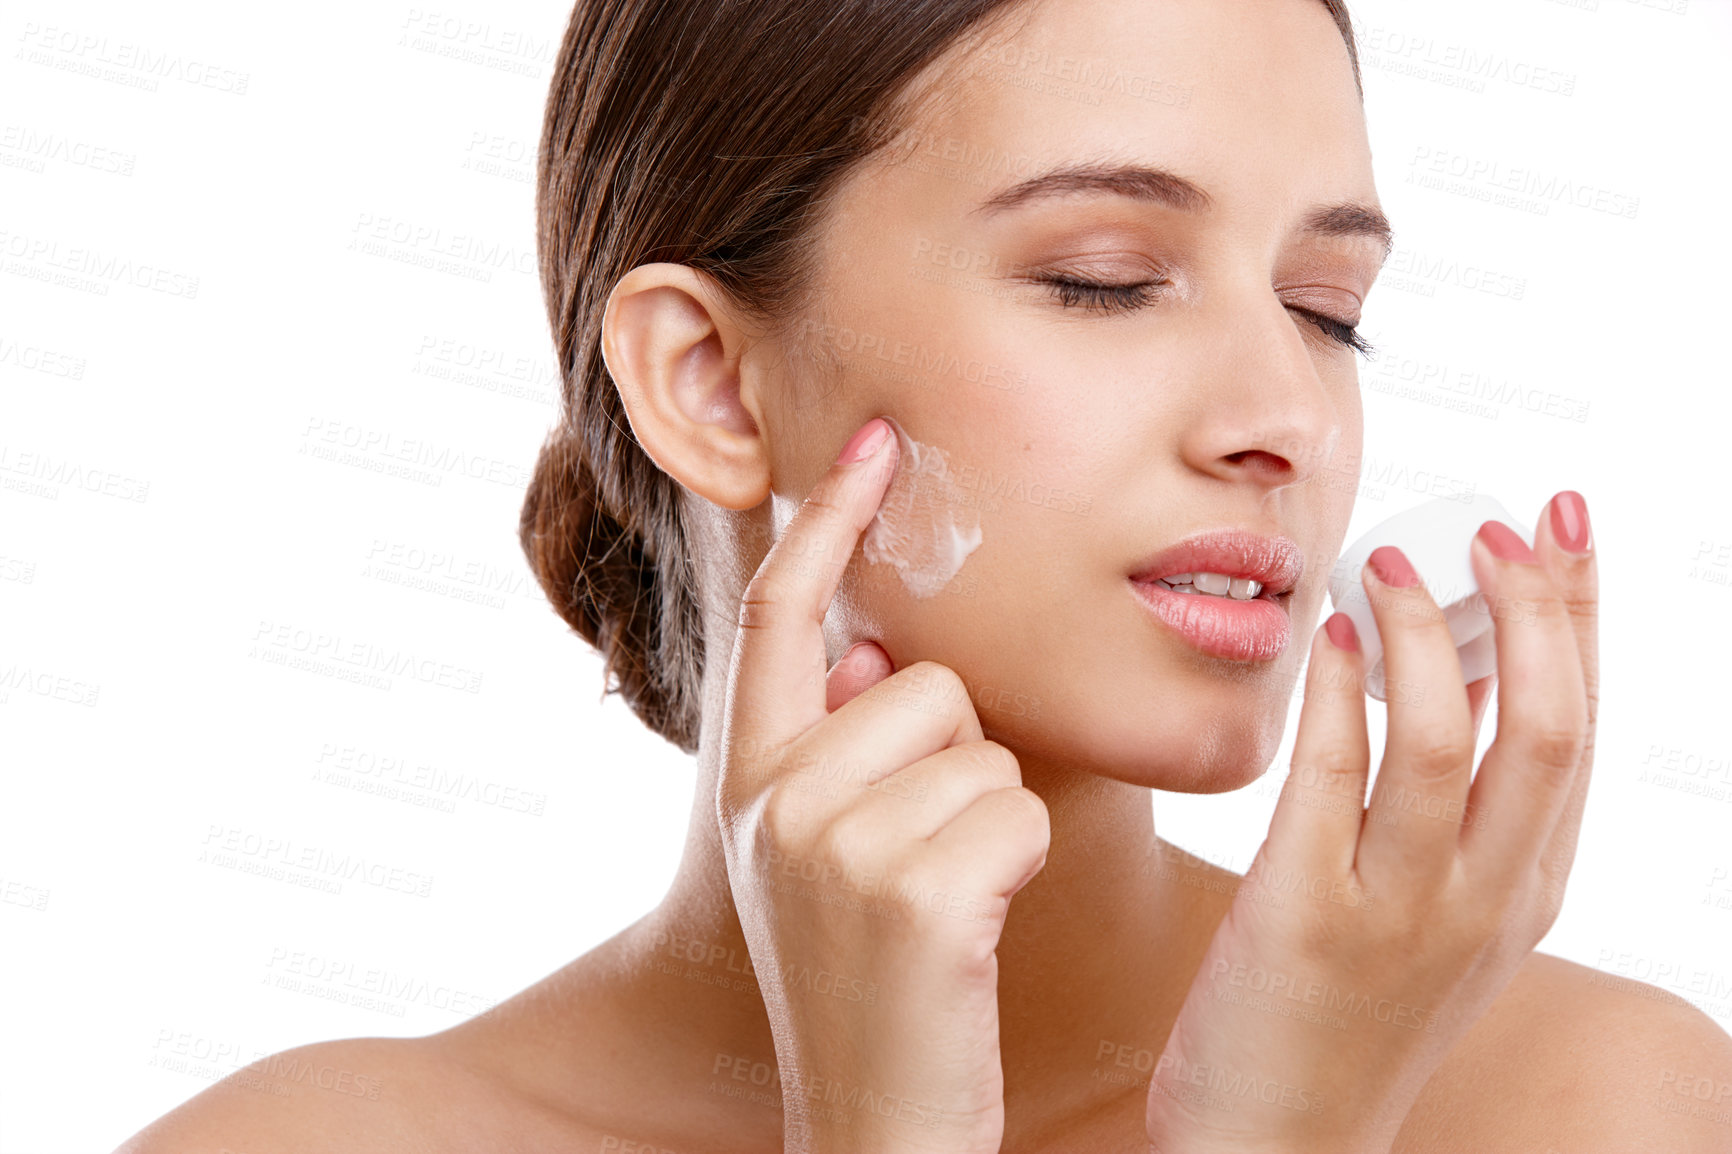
[971, 161, 1394, 259]
[1302, 202, 1395, 259]
[973, 162, 1211, 215]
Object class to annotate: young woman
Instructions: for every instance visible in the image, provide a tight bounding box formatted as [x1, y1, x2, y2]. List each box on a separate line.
[121, 0, 1732, 1150]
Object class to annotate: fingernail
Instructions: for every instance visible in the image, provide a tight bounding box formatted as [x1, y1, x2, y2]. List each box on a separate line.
[839, 418, 891, 465]
[1367, 545, 1420, 588]
[1549, 490, 1592, 556]
[1477, 520, 1536, 564]
[1325, 612, 1360, 652]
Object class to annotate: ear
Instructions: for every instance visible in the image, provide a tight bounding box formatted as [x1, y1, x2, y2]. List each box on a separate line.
[599, 262, 771, 511]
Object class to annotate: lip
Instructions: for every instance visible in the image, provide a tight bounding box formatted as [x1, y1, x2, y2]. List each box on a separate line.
[1127, 530, 1302, 662]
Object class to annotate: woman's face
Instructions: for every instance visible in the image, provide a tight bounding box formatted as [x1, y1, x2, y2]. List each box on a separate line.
[759, 0, 1385, 790]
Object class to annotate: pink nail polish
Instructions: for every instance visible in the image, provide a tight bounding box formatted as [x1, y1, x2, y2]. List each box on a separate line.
[839, 418, 890, 465]
[1549, 491, 1592, 555]
[1477, 520, 1536, 564]
[1325, 612, 1359, 652]
[1367, 545, 1419, 588]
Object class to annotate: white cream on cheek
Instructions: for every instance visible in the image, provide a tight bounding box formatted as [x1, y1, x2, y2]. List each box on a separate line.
[862, 416, 984, 598]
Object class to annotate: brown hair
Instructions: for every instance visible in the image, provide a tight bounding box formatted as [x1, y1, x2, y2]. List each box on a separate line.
[520, 0, 1361, 754]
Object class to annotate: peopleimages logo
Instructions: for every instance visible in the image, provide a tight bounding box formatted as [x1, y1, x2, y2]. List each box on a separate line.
[1383, 246, 1526, 300]
[14, 22, 251, 94]
[0, 228, 199, 298]
[199, 825, 436, 898]
[300, 417, 530, 490]
[1361, 27, 1578, 96]
[250, 619, 485, 695]
[0, 443, 149, 502]
[1408, 147, 1640, 220]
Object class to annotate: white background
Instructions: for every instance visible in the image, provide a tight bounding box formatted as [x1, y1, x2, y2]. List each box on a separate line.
[2, 0, 1728, 1149]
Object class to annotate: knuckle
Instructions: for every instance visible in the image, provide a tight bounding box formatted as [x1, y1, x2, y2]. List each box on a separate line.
[1531, 880, 1566, 936]
[966, 740, 1023, 784]
[1560, 590, 1599, 629]
[1400, 733, 1474, 782]
[736, 578, 781, 632]
[904, 659, 967, 698]
[759, 784, 810, 844]
[1497, 573, 1567, 622]
[891, 856, 952, 909]
[891, 660, 976, 719]
[1522, 718, 1586, 774]
[799, 489, 846, 522]
[1531, 590, 1573, 625]
[1291, 754, 1361, 797]
[1373, 583, 1445, 629]
[814, 811, 872, 866]
[994, 785, 1051, 836]
[715, 776, 750, 826]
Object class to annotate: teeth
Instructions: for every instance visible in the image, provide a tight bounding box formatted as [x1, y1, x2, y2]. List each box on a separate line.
[1156, 571, 1264, 600]
[1193, 571, 1231, 596]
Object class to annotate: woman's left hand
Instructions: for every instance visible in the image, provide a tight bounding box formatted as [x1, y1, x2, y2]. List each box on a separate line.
[1144, 493, 1598, 1153]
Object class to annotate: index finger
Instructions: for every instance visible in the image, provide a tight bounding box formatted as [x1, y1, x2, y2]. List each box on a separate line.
[721, 415, 900, 779]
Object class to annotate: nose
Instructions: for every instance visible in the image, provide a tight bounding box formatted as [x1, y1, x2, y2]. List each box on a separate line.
[1176, 292, 1347, 496]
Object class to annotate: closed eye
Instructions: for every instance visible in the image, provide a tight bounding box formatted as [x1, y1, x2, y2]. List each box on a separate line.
[1035, 275, 1164, 314]
[1287, 305, 1373, 357]
[1034, 274, 1375, 360]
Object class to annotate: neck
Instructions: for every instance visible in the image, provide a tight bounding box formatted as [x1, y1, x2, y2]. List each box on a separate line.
[606, 505, 1230, 1136]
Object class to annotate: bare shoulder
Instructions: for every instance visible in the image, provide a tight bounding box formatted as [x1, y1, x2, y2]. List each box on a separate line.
[109, 933, 729, 1154]
[1394, 951, 1732, 1153]
[110, 1033, 586, 1154]
[1170, 848, 1732, 1149]
[113, 1035, 424, 1153]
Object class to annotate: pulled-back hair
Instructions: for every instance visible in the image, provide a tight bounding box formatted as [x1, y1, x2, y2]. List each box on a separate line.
[519, 0, 1361, 753]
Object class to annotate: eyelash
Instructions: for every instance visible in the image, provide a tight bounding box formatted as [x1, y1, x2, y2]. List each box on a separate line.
[1038, 274, 1163, 315]
[1288, 306, 1374, 357]
[1036, 275, 1374, 358]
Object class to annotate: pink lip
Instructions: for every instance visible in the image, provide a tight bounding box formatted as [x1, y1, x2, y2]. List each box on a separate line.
[1127, 530, 1301, 662]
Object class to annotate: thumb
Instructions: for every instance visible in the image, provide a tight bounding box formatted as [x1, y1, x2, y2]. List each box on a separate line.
[825, 640, 895, 712]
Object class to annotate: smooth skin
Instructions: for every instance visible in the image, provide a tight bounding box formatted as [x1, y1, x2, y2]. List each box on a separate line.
[1144, 520, 1594, 1152]
[721, 418, 1593, 1154]
[715, 419, 1051, 1153]
[119, 0, 1732, 1150]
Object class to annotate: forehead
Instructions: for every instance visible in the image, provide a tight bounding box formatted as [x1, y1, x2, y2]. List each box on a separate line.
[866, 0, 1375, 220]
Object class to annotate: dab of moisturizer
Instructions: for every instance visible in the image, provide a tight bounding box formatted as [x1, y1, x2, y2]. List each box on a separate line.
[862, 417, 984, 598]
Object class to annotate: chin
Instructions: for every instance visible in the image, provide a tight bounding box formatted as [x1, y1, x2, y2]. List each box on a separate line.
[1174, 665, 1298, 793]
[999, 679, 1291, 796]
[1124, 647, 1305, 793]
[1137, 711, 1286, 794]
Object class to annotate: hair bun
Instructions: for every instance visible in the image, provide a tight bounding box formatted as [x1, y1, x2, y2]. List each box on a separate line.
[520, 428, 702, 752]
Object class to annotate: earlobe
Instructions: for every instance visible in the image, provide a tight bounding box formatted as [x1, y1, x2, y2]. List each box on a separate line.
[599, 263, 771, 511]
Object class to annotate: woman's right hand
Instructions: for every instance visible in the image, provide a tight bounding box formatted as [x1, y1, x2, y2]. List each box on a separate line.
[715, 416, 1051, 1154]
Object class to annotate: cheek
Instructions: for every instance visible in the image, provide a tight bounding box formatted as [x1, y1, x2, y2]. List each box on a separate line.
[861, 417, 985, 600]
[1319, 381, 1363, 541]
[822, 407, 1094, 682]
